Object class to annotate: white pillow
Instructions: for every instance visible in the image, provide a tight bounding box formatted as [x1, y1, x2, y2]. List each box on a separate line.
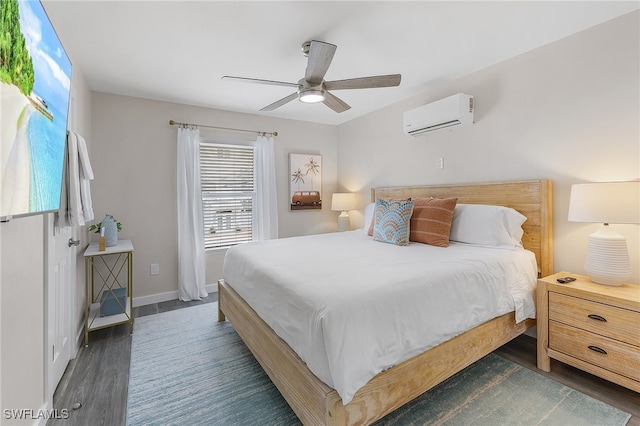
[449, 204, 526, 248]
[363, 202, 375, 232]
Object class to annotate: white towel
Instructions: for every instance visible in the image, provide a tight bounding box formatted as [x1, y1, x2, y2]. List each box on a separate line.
[67, 131, 81, 226]
[56, 131, 94, 228]
[77, 133, 94, 180]
[76, 133, 94, 222]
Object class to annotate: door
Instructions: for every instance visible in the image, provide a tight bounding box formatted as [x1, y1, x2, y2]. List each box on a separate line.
[44, 213, 76, 401]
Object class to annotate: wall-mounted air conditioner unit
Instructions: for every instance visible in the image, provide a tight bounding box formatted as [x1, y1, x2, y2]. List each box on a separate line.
[403, 93, 474, 137]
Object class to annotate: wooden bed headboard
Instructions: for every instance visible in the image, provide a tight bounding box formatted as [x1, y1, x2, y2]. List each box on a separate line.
[372, 179, 553, 277]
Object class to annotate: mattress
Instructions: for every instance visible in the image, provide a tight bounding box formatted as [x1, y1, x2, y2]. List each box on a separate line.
[222, 229, 537, 404]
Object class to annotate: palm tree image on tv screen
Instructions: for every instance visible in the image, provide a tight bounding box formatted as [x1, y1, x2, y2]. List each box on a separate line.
[0, 0, 72, 221]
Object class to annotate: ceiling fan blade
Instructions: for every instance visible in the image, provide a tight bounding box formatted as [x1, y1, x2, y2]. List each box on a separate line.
[324, 74, 402, 91]
[260, 92, 298, 111]
[323, 91, 351, 113]
[305, 41, 337, 85]
[222, 76, 299, 88]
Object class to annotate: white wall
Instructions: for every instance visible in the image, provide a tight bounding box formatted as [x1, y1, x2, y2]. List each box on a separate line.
[0, 215, 44, 425]
[337, 11, 640, 284]
[89, 93, 338, 302]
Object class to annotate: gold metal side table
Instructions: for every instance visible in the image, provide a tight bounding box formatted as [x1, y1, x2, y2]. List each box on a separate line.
[84, 239, 134, 346]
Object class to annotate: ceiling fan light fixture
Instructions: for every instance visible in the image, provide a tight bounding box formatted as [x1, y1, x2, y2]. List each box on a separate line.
[224, 40, 400, 113]
[299, 88, 325, 103]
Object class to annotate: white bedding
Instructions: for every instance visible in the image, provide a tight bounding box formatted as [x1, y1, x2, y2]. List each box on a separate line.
[222, 230, 537, 404]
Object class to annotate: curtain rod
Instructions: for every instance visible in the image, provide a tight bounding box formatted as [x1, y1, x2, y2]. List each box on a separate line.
[169, 120, 278, 137]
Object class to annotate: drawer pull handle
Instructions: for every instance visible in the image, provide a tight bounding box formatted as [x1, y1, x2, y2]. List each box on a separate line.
[588, 345, 607, 355]
[587, 314, 607, 322]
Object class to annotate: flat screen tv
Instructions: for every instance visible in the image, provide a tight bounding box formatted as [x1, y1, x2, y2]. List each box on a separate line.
[1, 0, 72, 221]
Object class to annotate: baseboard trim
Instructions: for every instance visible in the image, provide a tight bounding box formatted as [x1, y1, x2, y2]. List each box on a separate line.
[74, 320, 84, 352]
[133, 283, 218, 307]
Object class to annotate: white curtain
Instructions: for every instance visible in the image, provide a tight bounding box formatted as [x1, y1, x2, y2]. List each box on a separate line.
[177, 126, 207, 301]
[254, 134, 279, 240]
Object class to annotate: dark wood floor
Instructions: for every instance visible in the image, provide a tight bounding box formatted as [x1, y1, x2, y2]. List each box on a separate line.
[48, 296, 639, 426]
[48, 295, 218, 426]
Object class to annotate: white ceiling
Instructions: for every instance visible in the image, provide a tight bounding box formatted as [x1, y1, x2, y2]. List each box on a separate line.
[43, 1, 639, 126]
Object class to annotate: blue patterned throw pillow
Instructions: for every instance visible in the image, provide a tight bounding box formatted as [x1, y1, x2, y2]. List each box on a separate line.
[373, 198, 414, 246]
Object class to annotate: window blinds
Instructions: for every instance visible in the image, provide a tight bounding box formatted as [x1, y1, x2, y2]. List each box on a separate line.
[200, 143, 255, 250]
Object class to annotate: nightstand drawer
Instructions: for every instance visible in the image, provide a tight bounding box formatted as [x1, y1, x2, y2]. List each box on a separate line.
[549, 292, 640, 346]
[549, 321, 640, 381]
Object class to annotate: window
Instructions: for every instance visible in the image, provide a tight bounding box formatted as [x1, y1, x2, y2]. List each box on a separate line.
[200, 142, 255, 250]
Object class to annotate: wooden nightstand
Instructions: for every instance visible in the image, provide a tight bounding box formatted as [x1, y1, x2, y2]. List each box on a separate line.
[537, 272, 640, 392]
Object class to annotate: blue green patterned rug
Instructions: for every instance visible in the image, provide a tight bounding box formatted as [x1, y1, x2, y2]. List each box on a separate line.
[127, 303, 631, 426]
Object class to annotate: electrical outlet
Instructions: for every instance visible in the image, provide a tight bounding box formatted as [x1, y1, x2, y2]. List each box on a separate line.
[150, 263, 160, 276]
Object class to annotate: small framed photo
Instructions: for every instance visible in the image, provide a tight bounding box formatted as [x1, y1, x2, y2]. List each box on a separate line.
[289, 154, 322, 210]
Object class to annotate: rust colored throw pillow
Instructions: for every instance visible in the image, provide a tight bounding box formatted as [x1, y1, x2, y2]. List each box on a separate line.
[409, 197, 458, 247]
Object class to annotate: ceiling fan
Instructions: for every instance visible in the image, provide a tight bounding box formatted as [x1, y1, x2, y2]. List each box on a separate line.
[222, 40, 401, 113]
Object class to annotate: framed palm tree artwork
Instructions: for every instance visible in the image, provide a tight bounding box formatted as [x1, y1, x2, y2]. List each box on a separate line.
[289, 153, 322, 210]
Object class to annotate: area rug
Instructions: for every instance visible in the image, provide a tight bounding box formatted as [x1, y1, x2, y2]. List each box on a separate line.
[127, 303, 631, 426]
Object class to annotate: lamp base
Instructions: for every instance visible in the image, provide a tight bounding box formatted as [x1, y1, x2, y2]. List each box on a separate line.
[585, 224, 631, 286]
[337, 211, 351, 232]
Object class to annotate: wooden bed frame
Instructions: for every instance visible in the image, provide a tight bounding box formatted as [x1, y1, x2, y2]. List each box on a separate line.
[218, 179, 553, 425]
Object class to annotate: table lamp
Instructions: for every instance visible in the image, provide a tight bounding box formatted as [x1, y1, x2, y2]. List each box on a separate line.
[331, 193, 356, 232]
[568, 181, 640, 286]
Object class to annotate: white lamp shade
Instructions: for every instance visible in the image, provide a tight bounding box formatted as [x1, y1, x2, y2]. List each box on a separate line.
[568, 182, 640, 224]
[331, 193, 356, 212]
